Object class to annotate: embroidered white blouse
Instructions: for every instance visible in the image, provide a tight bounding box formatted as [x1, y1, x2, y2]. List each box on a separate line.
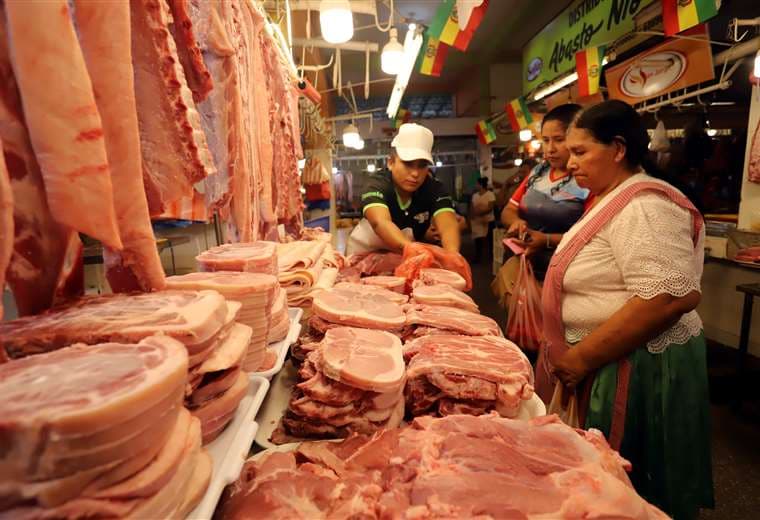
[556, 173, 705, 353]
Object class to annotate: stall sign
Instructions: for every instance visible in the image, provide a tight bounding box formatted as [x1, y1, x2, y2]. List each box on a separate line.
[522, 0, 657, 94]
[605, 25, 714, 104]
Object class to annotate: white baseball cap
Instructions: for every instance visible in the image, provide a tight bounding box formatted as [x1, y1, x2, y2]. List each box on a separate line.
[391, 123, 434, 164]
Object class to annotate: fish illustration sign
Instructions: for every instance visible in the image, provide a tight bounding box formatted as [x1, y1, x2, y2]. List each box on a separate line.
[522, 0, 656, 94]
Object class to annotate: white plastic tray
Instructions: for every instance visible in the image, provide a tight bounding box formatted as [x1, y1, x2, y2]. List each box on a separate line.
[253, 359, 546, 450]
[248, 308, 303, 380]
[187, 376, 270, 520]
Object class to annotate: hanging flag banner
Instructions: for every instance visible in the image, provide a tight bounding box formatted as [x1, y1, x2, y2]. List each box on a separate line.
[418, 32, 449, 77]
[605, 24, 714, 104]
[392, 108, 412, 129]
[662, 0, 718, 37]
[475, 119, 497, 145]
[505, 97, 533, 132]
[576, 45, 607, 97]
[453, 0, 488, 51]
[457, 0, 485, 30]
[428, 0, 457, 41]
[522, 0, 657, 94]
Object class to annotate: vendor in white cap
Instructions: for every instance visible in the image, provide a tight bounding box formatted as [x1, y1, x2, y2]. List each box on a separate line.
[347, 123, 461, 255]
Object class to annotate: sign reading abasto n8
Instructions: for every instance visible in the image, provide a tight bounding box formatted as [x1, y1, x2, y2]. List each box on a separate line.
[521, 0, 656, 94]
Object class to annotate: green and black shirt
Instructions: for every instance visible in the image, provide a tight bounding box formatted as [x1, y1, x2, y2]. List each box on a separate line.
[360, 170, 455, 240]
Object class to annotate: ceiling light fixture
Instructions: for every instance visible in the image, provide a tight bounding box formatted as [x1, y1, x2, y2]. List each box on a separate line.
[530, 139, 541, 151]
[754, 48, 760, 78]
[332, 166, 338, 174]
[386, 26, 423, 118]
[435, 160, 443, 168]
[381, 27, 404, 75]
[514, 158, 523, 166]
[367, 163, 377, 172]
[353, 137, 365, 150]
[319, 0, 353, 44]
[342, 122, 360, 148]
[519, 129, 533, 142]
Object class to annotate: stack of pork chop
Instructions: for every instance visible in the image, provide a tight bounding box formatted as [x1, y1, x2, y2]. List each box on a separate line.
[196, 241, 278, 276]
[0, 336, 211, 518]
[272, 327, 405, 443]
[0, 290, 250, 445]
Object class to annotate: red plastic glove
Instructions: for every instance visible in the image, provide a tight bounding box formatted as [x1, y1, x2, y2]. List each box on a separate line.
[394, 243, 473, 292]
[437, 251, 472, 292]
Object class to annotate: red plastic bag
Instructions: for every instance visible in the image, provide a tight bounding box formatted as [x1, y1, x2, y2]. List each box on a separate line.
[506, 255, 544, 351]
[394, 243, 472, 291]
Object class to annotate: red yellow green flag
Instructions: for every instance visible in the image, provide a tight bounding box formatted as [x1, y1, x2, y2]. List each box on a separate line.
[428, 0, 457, 42]
[392, 108, 412, 129]
[418, 32, 449, 77]
[504, 97, 533, 132]
[475, 119, 497, 145]
[453, 0, 488, 51]
[662, 0, 718, 37]
[575, 45, 606, 98]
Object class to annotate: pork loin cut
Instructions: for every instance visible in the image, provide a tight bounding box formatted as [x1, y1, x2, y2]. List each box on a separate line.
[196, 322, 251, 375]
[196, 241, 278, 275]
[411, 284, 478, 313]
[0, 141, 11, 320]
[404, 304, 501, 337]
[360, 275, 406, 293]
[333, 281, 408, 305]
[417, 267, 467, 291]
[0, 336, 188, 483]
[0, 290, 230, 362]
[404, 334, 534, 418]
[318, 327, 404, 393]
[191, 371, 248, 444]
[312, 288, 406, 331]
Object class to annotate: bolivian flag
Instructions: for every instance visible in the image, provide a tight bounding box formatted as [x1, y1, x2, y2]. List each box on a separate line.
[392, 108, 412, 129]
[576, 45, 606, 97]
[429, 0, 458, 44]
[475, 119, 497, 145]
[662, 0, 718, 37]
[418, 32, 449, 77]
[504, 97, 533, 132]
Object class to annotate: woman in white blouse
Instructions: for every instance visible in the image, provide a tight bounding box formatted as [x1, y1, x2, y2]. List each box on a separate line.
[535, 100, 713, 519]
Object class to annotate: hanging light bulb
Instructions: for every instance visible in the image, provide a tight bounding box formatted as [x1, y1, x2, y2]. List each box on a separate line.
[530, 139, 541, 151]
[381, 27, 404, 75]
[367, 163, 377, 173]
[519, 129, 533, 142]
[342, 123, 360, 148]
[435, 160, 443, 168]
[514, 158, 523, 166]
[319, 0, 353, 44]
[353, 137, 365, 150]
[332, 166, 338, 174]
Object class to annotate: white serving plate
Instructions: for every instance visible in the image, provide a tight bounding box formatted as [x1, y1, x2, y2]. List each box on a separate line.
[187, 376, 270, 520]
[253, 358, 546, 450]
[248, 308, 303, 380]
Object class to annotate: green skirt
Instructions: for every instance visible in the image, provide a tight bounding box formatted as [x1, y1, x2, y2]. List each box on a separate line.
[585, 332, 714, 520]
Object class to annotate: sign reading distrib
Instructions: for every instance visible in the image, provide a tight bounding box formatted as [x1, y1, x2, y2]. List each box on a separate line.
[522, 0, 657, 94]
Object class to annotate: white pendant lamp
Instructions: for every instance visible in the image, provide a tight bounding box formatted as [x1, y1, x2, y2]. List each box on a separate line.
[514, 158, 523, 166]
[353, 137, 365, 150]
[381, 28, 404, 75]
[319, 0, 353, 44]
[342, 123, 360, 148]
[519, 129, 533, 142]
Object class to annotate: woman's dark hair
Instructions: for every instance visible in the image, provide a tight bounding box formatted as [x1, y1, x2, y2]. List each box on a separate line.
[572, 100, 650, 170]
[542, 103, 582, 131]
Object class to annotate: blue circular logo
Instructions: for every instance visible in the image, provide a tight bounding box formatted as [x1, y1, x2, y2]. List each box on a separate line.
[527, 57, 543, 81]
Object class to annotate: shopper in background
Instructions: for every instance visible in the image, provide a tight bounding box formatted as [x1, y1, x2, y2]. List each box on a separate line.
[494, 159, 535, 222]
[501, 104, 592, 281]
[470, 177, 495, 264]
[537, 100, 713, 519]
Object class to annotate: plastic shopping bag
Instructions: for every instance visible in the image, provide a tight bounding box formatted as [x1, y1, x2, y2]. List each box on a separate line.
[547, 382, 580, 428]
[505, 254, 543, 351]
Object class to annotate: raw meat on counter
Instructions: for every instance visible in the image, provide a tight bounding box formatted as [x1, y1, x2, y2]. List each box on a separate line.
[749, 115, 760, 183]
[411, 283, 479, 312]
[218, 414, 667, 519]
[416, 267, 467, 291]
[735, 246, 760, 264]
[0, 290, 232, 365]
[276, 239, 327, 272]
[404, 303, 501, 337]
[164, 271, 278, 371]
[332, 281, 409, 305]
[404, 334, 534, 418]
[337, 251, 403, 282]
[196, 241, 278, 275]
[286, 266, 338, 309]
[271, 327, 405, 444]
[0, 146, 11, 320]
[0, 335, 210, 518]
[361, 275, 406, 293]
[267, 287, 290, 343]
[312, 286, 406, 330]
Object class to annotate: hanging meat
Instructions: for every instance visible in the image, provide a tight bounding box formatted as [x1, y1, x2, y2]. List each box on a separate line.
[749, 116, 760, 183]
[73, 0, 166, 293]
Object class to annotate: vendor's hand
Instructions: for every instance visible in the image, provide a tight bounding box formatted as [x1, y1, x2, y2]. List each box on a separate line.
[552, 348, 592, 392]
[523, 230, 547, 258]
[507, 219, 527, 238]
